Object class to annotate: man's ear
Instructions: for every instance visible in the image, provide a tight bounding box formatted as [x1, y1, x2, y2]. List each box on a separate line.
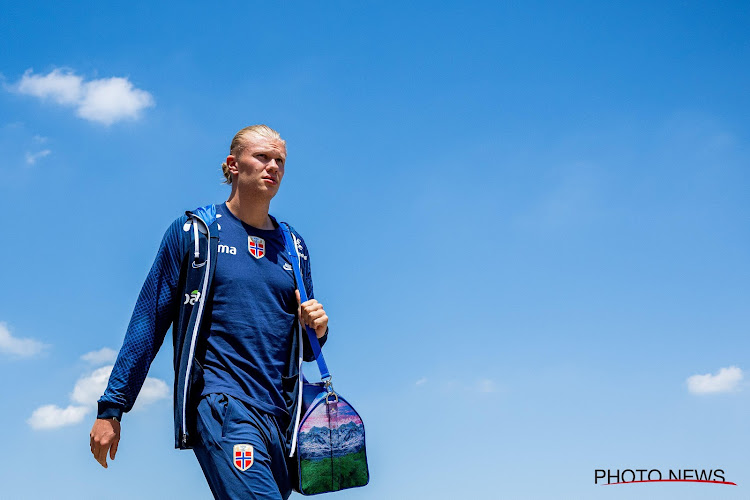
[226, 155, 239, 175]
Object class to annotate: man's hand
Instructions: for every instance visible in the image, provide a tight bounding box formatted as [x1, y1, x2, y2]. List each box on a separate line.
[89, 418, 121, 469]
[296, 290, 328, 339]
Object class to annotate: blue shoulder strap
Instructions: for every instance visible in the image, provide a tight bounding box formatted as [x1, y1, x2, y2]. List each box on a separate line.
[279, 223, 331, 380]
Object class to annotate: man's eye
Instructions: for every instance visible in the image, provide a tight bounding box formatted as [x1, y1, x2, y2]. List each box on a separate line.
[256, 154, 267, 159]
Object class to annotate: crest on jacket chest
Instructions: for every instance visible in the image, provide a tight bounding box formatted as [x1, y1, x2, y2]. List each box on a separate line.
[248, 236, 266, 259]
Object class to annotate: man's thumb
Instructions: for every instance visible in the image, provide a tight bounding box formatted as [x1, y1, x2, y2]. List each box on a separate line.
[295, 289, 301, 305]
[110, 439, 119, 460]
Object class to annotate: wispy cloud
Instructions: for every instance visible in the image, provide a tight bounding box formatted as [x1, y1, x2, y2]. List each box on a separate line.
[12, 69, 154, 125]
[28, 404, 90, 430]
[0, 322, 49, 358]
[69, 364, 168, 411]
[25, 149, 51, 165]
[415, 377, 428, 387]
[70, 366, 115, 406]
[687, 366, 743, 394]
[16, 69, 83, 104]
[81, 347, 117, 365]
[29, 352, 169, 430]
[135, 376, 170, 410]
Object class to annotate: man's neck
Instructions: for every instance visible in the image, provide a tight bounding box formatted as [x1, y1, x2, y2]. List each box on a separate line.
[225, 195, 275, 230]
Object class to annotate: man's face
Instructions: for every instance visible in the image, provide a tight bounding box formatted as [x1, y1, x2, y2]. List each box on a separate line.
[227, 135, 287, 199]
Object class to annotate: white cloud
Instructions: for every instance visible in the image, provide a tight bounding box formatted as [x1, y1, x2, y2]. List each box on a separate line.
[77, 77, 154, 125]
[415, 377, 428, 387]
[17, 69, 83, 104]
[81, 347, 117, 365]
[687, 366, 743, 394]
[71, 365, 114, 406]
[27, 404, 90, 430]
[29, 359, 169, 430]
[0, 322, 49, 357]
[134, 377, 169, 411]
[13, 69, 154, 125]
[25, 149, 51, 165]
[69, 364, 168, 411]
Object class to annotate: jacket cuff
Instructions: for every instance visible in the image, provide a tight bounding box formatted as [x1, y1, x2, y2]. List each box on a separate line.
[97, 401, 124, 421]
[317, 327, 329, 347]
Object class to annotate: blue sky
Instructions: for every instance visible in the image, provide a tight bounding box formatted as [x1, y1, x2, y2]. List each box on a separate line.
[1, 1, 748, 498]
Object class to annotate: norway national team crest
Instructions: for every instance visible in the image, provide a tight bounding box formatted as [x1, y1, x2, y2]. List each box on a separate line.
[233, 444, 254, 471]
[248, 236, 266, 259]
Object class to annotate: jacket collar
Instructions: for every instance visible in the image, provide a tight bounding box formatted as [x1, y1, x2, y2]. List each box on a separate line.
[186, 204, 218, 227]
[189, 203, 281, 231]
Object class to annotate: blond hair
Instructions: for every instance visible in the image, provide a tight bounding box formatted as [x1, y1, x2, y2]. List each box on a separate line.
[221, 124, 286, 184]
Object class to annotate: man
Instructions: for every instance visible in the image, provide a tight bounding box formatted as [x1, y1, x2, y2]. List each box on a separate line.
[90, 125, 329, 499]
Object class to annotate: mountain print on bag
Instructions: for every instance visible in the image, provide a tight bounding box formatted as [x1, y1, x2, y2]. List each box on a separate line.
[299, 404, 364, 459]
[297, 397, 369, 494]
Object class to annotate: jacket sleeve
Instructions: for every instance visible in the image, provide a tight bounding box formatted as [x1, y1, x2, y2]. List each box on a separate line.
[294, 229, 328, 362]
[97, 216, 187, 420]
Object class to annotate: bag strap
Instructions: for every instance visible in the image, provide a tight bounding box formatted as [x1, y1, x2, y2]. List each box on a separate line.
[279, 222, 331, 380]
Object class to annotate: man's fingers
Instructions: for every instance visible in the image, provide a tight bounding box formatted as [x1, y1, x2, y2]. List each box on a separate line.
[303, 302, 323, 312]
[300, 301, 323, 321]
[313, 314, 328, 328]
[90, 419, 120, 469]
[299, 296, 322, 318]
[95, 443, 109, 468]
[110, 439, 119, 460]
[306, 309, 326, 321]
[301, 308, 325, 327]
[302, 307, 328, 330]
[298, 297, 327, 335]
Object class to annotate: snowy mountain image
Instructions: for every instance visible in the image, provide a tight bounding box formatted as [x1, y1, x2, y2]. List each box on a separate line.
[299, 426, 331, 459]
[298, 404, 366, 460]
[332, 421, 365, 455]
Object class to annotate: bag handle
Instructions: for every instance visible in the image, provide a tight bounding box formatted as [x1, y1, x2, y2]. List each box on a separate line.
[279, 223, 331, 381]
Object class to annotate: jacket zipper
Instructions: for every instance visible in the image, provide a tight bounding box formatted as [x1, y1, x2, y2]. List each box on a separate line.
[181, 215, 211, 446]
[289, 320, 304, 457]
[288, 230, 305, 457]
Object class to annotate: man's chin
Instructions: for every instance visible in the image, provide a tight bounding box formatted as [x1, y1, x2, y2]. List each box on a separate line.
[239, 183, 280, 198]
[263, 185, 281, 200]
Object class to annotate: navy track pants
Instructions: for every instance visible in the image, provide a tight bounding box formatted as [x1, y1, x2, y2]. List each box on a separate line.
[193, 393, 292, 500]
